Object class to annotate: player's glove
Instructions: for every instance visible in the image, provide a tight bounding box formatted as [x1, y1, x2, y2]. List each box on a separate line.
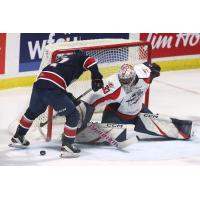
[150, 63, 161, 82]
[92, 78, 104, 92]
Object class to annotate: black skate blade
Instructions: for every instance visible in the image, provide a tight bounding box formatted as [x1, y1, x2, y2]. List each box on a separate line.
[60, 152, 80, 158]
[8, 143, 29, 149]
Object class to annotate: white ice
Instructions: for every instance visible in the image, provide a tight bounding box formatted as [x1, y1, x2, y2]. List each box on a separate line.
[1, 69, 200, 166]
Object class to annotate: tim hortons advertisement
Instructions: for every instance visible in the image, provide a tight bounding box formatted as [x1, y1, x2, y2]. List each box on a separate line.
[19, 33, 129, 72]
[0, 33, 6, 74]
[140, 33, 200, 58]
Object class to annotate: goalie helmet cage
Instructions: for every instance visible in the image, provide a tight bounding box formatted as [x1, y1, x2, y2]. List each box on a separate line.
[39, 39, 152, 141]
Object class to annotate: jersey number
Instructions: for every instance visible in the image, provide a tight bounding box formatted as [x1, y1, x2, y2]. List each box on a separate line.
[50, 57, 69, 67]
[102, 84, 111, 94]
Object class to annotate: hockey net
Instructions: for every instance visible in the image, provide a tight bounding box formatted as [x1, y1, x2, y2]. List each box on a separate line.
[33, 39, 152, 141]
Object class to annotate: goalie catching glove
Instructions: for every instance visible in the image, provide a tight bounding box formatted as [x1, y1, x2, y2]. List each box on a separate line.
[150, 63, 161, 81]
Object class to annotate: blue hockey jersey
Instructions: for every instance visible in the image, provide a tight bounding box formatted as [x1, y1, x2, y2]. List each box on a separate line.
[35, 52, 102, 91]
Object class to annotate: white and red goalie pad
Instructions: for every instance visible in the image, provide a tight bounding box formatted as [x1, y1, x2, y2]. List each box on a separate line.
[138, 113, 193, 140]
[75, 122, 136, 144]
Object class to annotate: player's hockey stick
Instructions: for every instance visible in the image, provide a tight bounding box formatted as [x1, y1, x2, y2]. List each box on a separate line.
[87, 123, 138, 149]
[39, 88, 92, 128]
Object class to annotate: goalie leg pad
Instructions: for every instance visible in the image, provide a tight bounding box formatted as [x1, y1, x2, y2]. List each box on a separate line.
[138, 113, 192, 140]
[75, 122, 135, 144]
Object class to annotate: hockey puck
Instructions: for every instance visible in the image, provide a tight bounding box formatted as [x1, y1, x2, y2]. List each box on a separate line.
[40, 150, 46, 156]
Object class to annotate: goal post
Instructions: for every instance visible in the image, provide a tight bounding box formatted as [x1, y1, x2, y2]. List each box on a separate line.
[39, 39, 152, 141]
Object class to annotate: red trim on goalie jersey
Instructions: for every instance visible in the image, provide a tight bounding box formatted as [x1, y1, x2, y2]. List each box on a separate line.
[105, 105, 138, 120]
[37, 71, 67, 90]
[83, 57, 97, 70]
[19, 116, 33, 129]
[92, 87, 121, 107]
[64, 125, 77, 138]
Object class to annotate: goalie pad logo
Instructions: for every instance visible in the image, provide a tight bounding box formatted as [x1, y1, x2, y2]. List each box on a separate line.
[143, 113, 159, 119]
[87, 123, 119, 146]
[76, 122, 134, 145]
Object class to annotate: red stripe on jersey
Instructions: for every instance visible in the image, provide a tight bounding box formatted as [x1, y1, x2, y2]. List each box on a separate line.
[105, 105, 138, 120]
[37, 71, 67, 90]
[19, 116, 33, 129]
[92, 87, 121, 107]
[64, 125, 77, 138]
[83, 57, 97, 70]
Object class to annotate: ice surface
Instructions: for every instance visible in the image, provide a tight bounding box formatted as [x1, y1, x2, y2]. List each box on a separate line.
[0, 69, 200, 166]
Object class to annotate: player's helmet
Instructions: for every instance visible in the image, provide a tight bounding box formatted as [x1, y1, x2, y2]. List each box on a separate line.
[118, 64, 136, 92]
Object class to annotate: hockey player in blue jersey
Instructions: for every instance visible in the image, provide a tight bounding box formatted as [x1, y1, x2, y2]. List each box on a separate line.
[10, 50, 104, 158]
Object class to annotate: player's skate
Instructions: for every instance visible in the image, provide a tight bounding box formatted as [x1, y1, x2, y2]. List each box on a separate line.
[60, 142, 81, 158]
[9, 133, 30, 148]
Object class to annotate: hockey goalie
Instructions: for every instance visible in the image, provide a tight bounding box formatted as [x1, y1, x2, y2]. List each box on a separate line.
[74, 62, 193, 145]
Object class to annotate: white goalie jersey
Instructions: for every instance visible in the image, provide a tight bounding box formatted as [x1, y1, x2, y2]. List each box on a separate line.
[82, 71, 150, 116]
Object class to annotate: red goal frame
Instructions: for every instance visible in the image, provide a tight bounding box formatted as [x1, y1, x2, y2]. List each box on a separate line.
[46, 40, 152, 141]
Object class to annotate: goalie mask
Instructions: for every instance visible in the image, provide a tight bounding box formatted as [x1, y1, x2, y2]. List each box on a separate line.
[118, 64, 137, 93]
